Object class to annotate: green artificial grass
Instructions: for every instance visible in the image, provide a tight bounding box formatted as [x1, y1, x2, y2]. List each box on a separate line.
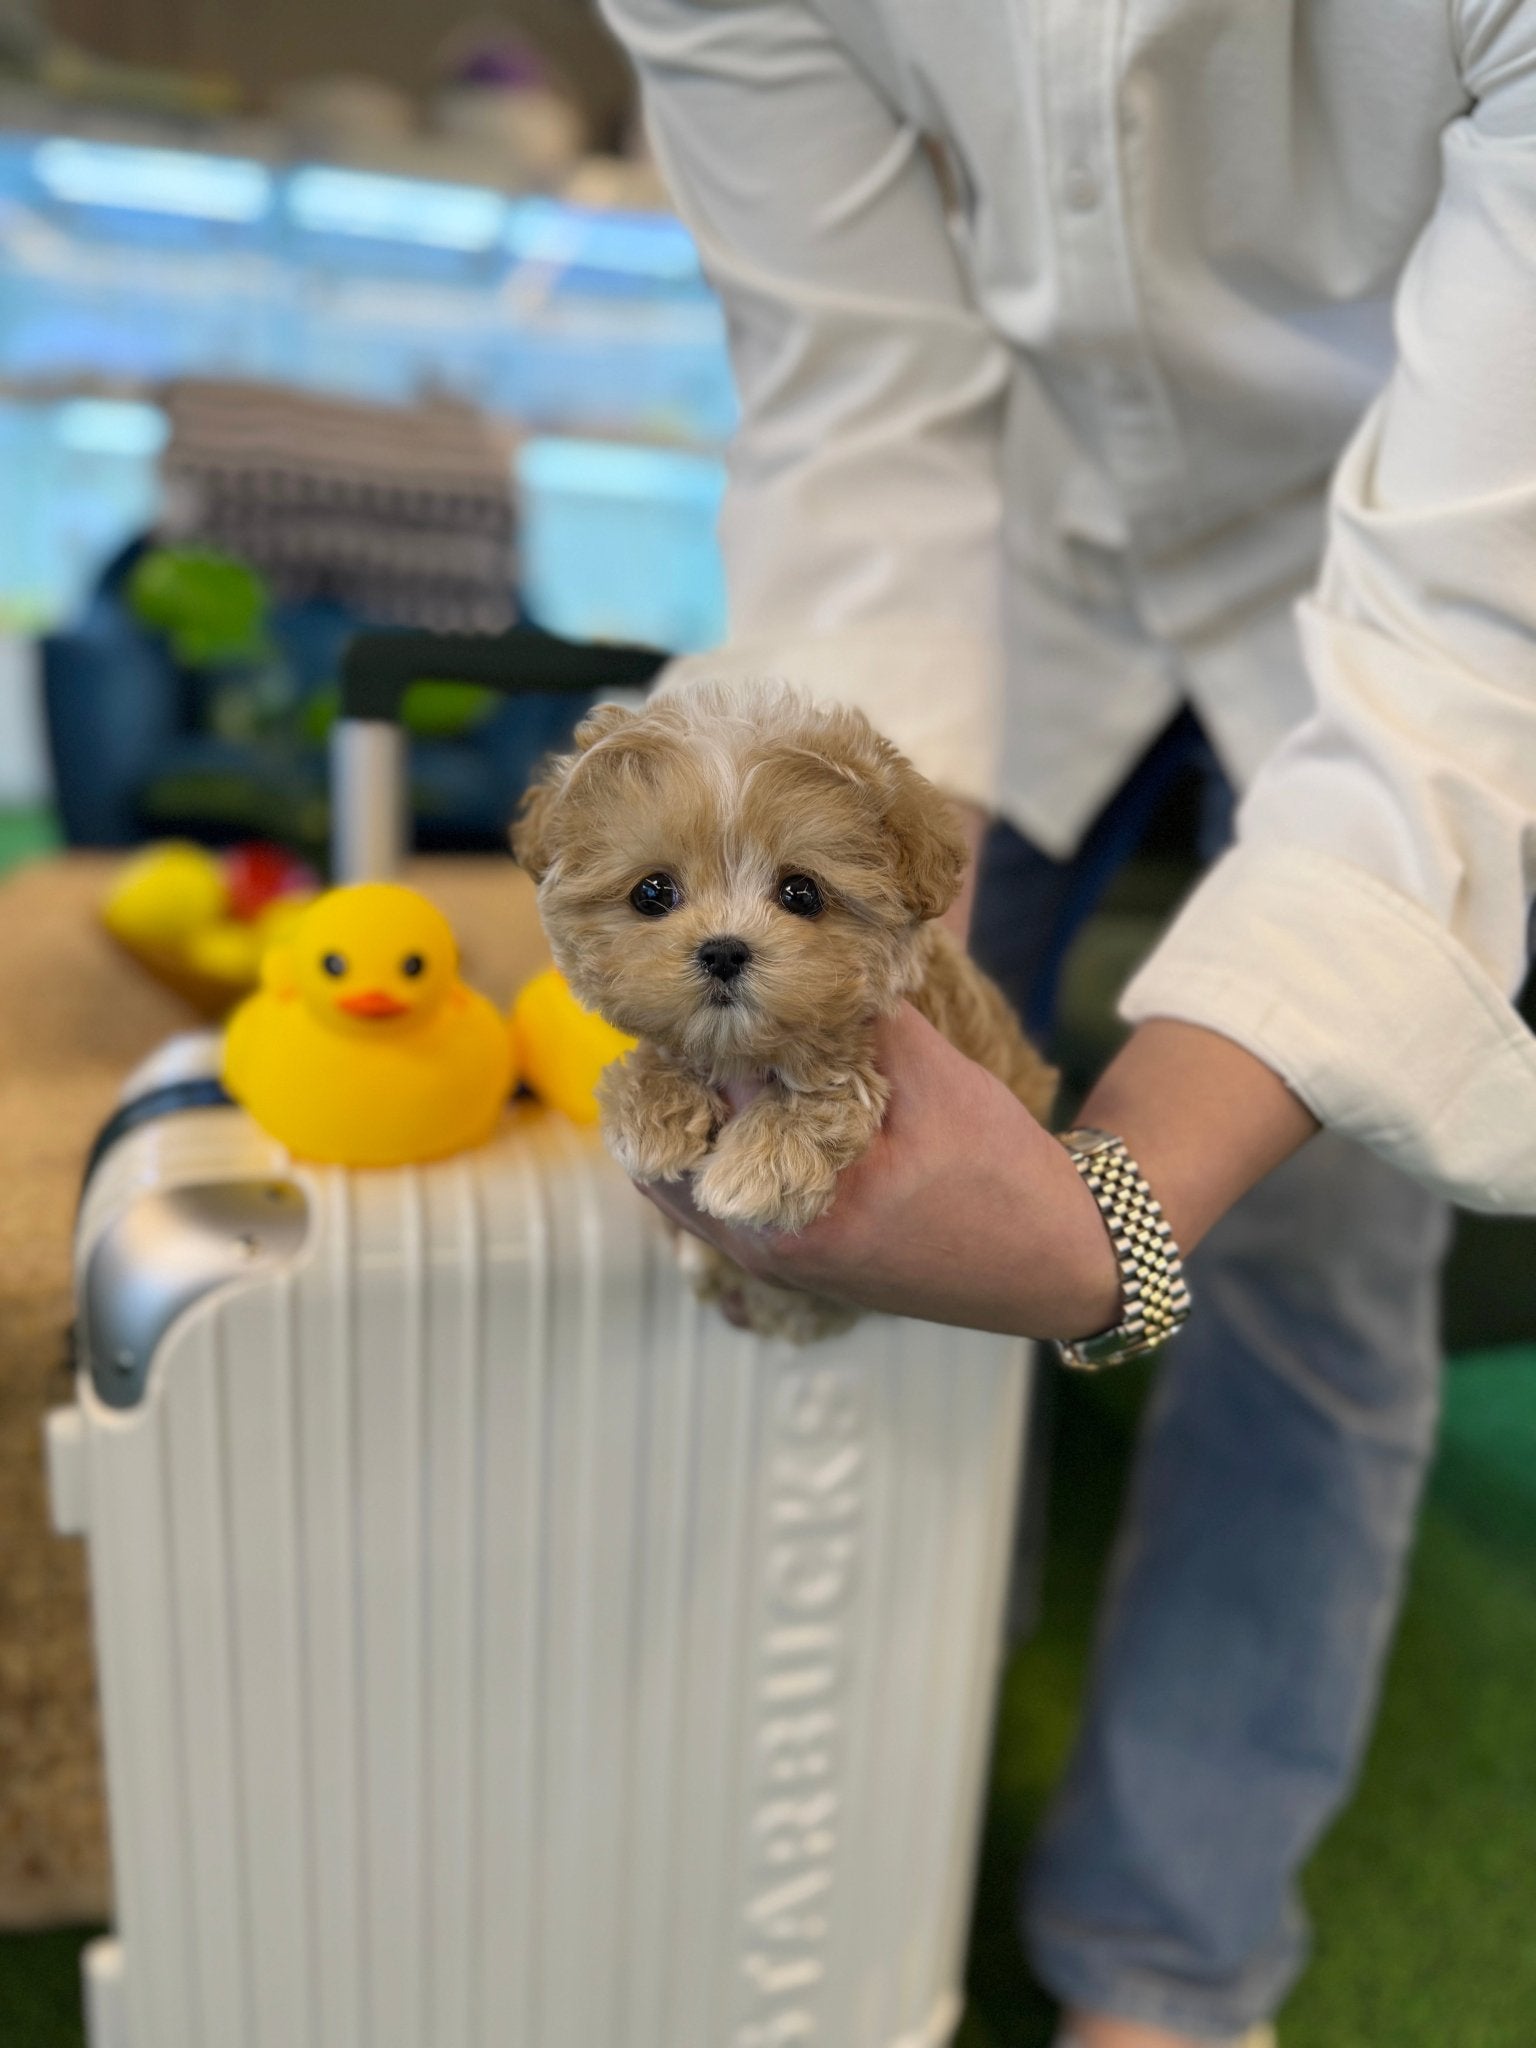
[5, 1351, 1532, 2048]
[958, 1345, 1536, 2048]
[0, 806, 60, 875]
[0, 1928, 99, 2045]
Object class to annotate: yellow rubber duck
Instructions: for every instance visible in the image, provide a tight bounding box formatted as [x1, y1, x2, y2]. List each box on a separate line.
[223, 883, 515, 1167]
[510, 966, 635, 1126]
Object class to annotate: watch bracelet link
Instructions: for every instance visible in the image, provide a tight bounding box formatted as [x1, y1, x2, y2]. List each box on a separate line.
[1054, 1128, 1192, 1371]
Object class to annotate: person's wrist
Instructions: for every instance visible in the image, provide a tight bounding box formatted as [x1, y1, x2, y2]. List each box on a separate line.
[954, 1091, 1126, 1342]
[999, 1112, 1124, 1340]
[1077, 1020, 1319, 1258]
[1052, 1140, 1125, 1340]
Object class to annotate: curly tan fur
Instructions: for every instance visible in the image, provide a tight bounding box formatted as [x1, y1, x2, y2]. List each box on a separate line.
[517, 677, 1057, 1339]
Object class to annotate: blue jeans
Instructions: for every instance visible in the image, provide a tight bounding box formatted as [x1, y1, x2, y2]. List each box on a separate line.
[970, 715, 1451, 2039]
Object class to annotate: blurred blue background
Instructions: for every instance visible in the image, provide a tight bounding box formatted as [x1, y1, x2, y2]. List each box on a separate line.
[0, 138, 733, 630]
[0, 127, 734, 850]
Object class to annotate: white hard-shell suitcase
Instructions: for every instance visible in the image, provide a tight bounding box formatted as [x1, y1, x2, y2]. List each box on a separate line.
[48, 629, 1034, 2048]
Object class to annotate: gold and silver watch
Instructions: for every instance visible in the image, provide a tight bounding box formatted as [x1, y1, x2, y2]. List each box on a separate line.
[1054, 1128, 1192, 1371]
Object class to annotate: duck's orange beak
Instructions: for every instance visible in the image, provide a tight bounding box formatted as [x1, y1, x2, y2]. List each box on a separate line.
[337, 988, 411, 1020]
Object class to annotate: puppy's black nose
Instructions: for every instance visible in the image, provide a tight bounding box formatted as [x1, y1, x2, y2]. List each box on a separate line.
[697, 936, 752, 982]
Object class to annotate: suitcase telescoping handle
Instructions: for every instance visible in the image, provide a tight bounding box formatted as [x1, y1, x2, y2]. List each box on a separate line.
[333, 624, 669, 882]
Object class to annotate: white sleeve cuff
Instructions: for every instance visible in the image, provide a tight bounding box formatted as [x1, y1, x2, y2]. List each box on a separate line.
[658, 619, 1003, 812]
[1120, 842, 1536, 1214]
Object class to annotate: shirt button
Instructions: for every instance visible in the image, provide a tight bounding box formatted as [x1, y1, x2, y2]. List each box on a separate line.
[1063, 164, 1101, 213]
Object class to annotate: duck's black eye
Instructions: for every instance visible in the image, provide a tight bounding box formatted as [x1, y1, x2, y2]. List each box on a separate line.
[321, 952, 347, 977]
[630, 873, 681, 918]
[777, 874, 823, 918]
[401, 953, 425, 978]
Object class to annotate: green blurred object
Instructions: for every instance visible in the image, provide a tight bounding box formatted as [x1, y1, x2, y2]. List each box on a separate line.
[0, 807, 59, 874]
[0, 1929, 96, 2048]
[402, 681, 503, 739]
[300, 681, 503, 743]
[126, 549, 271, 669]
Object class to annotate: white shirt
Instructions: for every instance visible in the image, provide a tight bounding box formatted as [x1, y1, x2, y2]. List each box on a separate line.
[600, 0, 1536, 1213]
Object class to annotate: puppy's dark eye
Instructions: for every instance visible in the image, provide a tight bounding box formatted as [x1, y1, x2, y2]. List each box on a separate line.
[630, 872, 681, 918]
[777, 874, 823, 918]
[321, 952, 347, 977]
[401, 953, 425, 978]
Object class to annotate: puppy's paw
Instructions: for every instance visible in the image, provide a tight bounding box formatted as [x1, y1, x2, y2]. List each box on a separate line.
[692, 1121, 839, 1233]
[692, 1080, 883, 1233]
[598, 1056, 718, 1183]
[604, 1110, 716, 1185]
[738, 1279, 860, 1345]
[684, 1243, 858, 1345]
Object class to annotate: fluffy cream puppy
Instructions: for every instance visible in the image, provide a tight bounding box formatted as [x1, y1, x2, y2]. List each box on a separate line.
[515, 677, 1056, 1338]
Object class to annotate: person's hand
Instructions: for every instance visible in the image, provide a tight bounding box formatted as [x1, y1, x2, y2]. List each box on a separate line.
[635, 1003, 1124, 1340]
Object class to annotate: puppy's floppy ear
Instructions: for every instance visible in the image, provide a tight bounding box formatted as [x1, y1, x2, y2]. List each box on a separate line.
[511, 763, 566, 882]
[880, 755, 969, 921]
[511, 701, 644, 882]
[812, 703, 968, 921]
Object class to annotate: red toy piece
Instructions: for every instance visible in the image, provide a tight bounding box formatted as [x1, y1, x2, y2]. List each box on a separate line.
[223, 843, 317, 923]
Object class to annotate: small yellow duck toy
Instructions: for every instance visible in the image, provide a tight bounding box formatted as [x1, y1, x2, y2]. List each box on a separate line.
[222, 883, 515, 1167]
[510, 966, 635, 1127]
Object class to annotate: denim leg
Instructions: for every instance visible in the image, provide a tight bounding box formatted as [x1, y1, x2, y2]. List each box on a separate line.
[970, 709, 1217, 1042]
[970, 716, 1238, 1641]
[1023, 1138, 1451, 2038]
[973, 714, 1450, 2033]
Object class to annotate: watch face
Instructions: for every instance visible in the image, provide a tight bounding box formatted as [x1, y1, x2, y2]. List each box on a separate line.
[1056, 1334, 1120, 1372]
[1058, 1324, 1178, 1372]
[1063, 1127, 1119, 1158]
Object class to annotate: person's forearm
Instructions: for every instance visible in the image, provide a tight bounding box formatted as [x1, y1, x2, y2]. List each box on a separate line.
[946, 810, 1316, 1275]
[940, 805, 1315, 1258]
[1077, 1018, 1320, 1259]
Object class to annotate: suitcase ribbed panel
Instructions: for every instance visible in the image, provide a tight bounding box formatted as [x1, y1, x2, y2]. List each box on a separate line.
[69, 1105, 1030, 2048]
